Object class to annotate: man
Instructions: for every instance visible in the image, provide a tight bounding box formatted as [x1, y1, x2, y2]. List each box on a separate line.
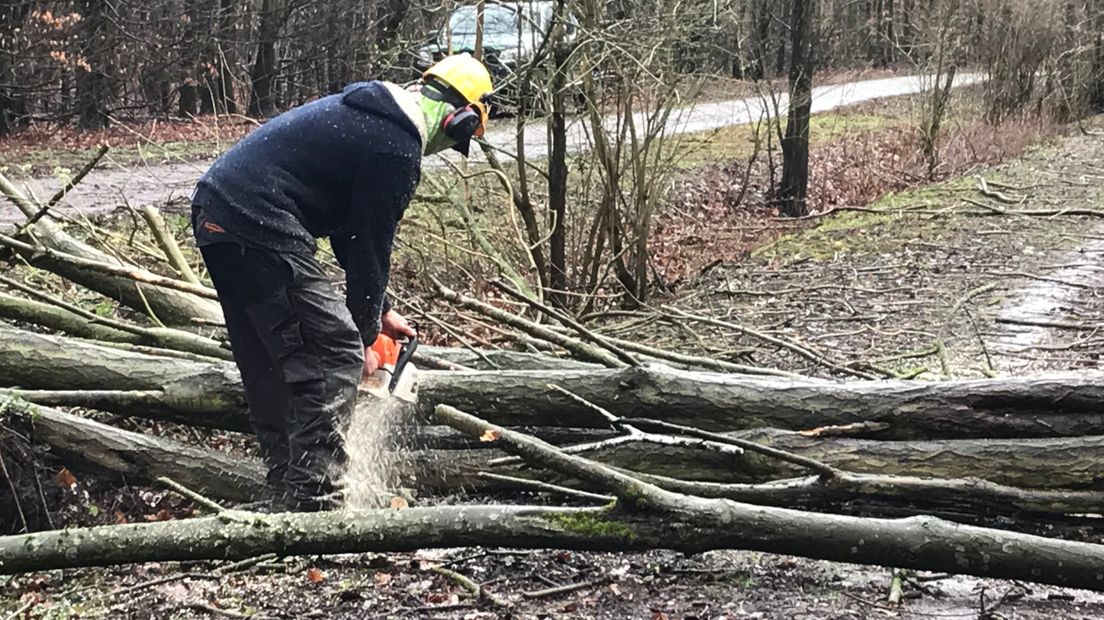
[190, 54, 494, 511]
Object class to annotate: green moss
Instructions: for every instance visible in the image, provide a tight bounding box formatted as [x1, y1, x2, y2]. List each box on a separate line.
[674, 112, 903, 169]
[545, 510, 635, 540]
[751, 174, 979, 262]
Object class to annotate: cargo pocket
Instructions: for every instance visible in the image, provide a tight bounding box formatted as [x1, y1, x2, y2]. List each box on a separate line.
[246, 287, 324, 384]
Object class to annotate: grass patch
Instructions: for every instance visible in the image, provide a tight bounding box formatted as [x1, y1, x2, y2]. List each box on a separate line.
[673, 111, 904, 169]
[751, 177, 976, 262]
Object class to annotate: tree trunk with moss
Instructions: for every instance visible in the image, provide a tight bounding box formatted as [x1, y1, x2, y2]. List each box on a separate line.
[7, 407, 1104, 594]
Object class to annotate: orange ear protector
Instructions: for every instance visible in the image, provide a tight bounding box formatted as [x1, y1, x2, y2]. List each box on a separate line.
[442, 103, 485, 142]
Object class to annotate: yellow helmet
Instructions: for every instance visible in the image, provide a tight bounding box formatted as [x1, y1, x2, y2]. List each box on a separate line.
[423, 53, 494, 126]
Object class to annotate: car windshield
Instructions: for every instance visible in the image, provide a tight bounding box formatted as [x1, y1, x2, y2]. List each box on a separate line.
[444, 4, 541, 51]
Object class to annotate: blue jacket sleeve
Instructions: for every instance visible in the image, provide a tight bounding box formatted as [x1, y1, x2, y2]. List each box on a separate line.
[332, 153, 420, 346]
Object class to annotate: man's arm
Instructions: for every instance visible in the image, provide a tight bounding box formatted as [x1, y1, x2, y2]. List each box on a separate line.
[332, 153, 419, 346]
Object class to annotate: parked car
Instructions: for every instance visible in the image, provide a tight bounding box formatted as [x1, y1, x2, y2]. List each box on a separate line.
[416, 1, 576, 114]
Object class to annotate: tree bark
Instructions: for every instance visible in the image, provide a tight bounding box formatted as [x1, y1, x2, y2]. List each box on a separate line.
[75, 0, 111, 129]
[2, 397, 265, 504]
[248, 0, 285, 117]
[0, 290, 231, 360]
[0, 173, 223, 326]
[4, 330, 1104, 442]
[409, 426, 1104, 491]
[9, 409, 1104, 593]
[777, 0, 814, 217]
[416, 366, 1104, 439]
[547, 14, 570, 308]
[0, 327, 246, 430]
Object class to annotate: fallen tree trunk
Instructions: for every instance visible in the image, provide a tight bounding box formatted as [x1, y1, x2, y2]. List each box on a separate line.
[0, 171, 223, 326]
[0, 327, 245, 429]
[418, 366, 1104, 439]
[13, 391, 1104, 507]
[408, 429, 1104, 490]
[6, 408, 1104, 594]
[5, 327, 1104, 440]
[0, 290, 232, 361]
[1, 396, 264, 502]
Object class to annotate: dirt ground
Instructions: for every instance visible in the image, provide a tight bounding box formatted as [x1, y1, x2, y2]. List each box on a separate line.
[3, 124, 1104, 618]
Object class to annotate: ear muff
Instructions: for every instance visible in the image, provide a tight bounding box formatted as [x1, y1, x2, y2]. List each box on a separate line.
[441, 104, 485, 143]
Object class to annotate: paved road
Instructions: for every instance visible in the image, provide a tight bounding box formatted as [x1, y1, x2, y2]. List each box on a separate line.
[1, 73, 981, 224]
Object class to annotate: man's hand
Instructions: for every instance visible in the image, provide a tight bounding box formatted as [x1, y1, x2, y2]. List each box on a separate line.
[362, 347, 381, 382]
[380, 309, 416, 339]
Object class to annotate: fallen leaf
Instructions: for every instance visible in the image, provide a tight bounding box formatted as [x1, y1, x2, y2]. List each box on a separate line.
[479, 429, 500, 442]
[114, 510, 128, 524]
[609, 583, 622, 596]
[651, 613, 669, 620]
[307, 567, 325, 583]
[390, 496, 409, 510]
[374, 572, 392, 586]
[55, 467, 77, 489]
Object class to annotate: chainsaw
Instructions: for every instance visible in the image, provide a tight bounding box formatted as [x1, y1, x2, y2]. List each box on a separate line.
[361, 331, 419, 402]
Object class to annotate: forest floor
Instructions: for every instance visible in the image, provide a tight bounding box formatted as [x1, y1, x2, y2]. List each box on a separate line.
[2, 98, 1103, 617]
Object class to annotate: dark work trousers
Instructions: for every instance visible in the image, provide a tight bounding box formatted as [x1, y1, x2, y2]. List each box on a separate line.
[200, 243, 364, 510]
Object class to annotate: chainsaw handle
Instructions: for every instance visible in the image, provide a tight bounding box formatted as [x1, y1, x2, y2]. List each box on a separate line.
[389, 333, 419, 393]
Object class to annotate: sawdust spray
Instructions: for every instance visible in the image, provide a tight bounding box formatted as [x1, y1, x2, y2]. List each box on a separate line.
[338, 396, 404, 510]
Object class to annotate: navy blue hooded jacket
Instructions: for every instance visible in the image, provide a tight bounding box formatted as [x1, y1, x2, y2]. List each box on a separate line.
[192, 81, 422, 345]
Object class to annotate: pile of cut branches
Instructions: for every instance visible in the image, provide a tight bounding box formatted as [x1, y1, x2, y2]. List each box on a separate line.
[2, 163, 1104, 592]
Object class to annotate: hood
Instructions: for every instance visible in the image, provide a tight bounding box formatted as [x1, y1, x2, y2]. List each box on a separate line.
[340, 81, 423, 146]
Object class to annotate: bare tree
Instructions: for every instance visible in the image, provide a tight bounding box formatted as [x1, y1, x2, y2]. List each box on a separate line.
[777, 0, 815, 218]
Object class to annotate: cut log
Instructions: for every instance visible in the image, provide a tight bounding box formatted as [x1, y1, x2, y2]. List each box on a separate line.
[5, 329, 1104, 441]
[0, 327, 246, 430]
[0, 290, 232, 360]
[0, 171, 222, 325]
[406, 427, 1104, 490]
[418, 366, 1104, 439]
[1, 396, 265, 503]
[6, 409, 1104, 594]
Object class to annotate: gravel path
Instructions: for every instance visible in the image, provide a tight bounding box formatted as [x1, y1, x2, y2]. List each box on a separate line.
[0, 73, 980, 224]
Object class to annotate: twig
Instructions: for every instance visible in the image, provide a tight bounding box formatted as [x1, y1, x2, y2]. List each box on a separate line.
[620, 417, 838, 479]
[184, 602, 272, 620]
[490, 279, 641, 367]
[995, 317, 1100, 331]
[214, 554, 279, 575]
[888, 568, 906, 605]
[476, 472, 614, 503]
[0, 446, 27, 533]
[429, 565, 510, 607]
[522, 577, 611, 599]
[934, 283, 998, 378]
[113, 572, 220, 597]
[18, 145, 109, 231]
[157, 476, 225, 513]
[663, 307, 881, 379]
[975, 176, 1024, 205]
[434, 279, 625, 367]
[140, 205, 202, 285]
[983, 270, 1097, 290]
[0, 232, 219, 300]
[3, 599, 35, 620]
